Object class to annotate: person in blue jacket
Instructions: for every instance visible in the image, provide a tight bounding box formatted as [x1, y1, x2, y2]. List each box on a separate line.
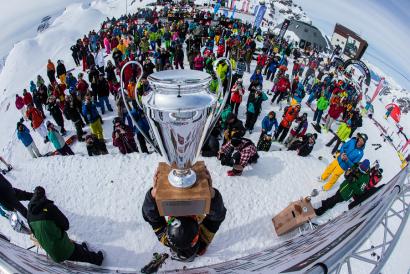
[17, 122, 41, 158]
[260, 111, 278, 139]
[320, 133, 367, 191]
[250, 69, 263, 86]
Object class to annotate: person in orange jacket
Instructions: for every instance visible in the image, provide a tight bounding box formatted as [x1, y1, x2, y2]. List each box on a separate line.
[47, 59, 56, 83]
[274, 104, 301, 142]
[26, 104, 48, 143]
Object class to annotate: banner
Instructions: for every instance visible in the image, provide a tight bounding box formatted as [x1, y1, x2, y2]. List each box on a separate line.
[253, 4, 266, 28]
[371, 77, 385, 103]
[275, 19, 290, 43]
[214, 3, 221, 14]
[230, 0, 236, 10]
[230, 5, 236, 18]
[241, 0, 250, 13]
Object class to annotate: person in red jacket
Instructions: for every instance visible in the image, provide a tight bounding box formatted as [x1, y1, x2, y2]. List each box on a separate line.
[23, 89, 33, 106]
[256, 53, 267, 70]
[216, 43, 225, 58]
[194, 53, 205, 71]
[274, 104, 301, 142]
[76, 73, 89, 100]
[15, 94, 27, 120]
[230, 79, 245, 115]
[324, 100, 345, 131]
[112, 117, 138, 154]
[271, 74, 290, 104]
[26, 104, 48, 142]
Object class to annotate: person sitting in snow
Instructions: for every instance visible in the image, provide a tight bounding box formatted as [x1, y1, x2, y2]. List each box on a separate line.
[28, 186, 104, 265]
[112, 117, 138, 154]
[85, 134, 108, 156]
[218, 134, 259, 176]
[314, 159, 370, 216]
[284, 113, 308, 147]
[142, 170, 226, 261]
[287, 133, 317, 157]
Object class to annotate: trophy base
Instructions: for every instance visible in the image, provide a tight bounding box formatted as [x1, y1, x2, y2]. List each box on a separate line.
[168, 169, 197, 188]
[155, 161, 211, 216]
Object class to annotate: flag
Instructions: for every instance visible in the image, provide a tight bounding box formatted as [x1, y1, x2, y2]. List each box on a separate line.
[254, 4, 267, 28]
[275, 19, 290, 42]
[214, 3, 221, 14]
[231, 5, 236, 18]
[253, 5, 259, 15]
[371, 78, 385, 103]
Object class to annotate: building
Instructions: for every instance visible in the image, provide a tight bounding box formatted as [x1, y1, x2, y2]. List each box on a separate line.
[331, 23, 368, 60]
[276, 19, 328, 52]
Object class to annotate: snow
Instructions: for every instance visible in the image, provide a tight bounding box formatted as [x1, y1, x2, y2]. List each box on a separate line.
[0, 0, 408, 272]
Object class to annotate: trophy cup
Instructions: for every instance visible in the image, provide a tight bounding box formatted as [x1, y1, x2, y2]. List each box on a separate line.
[121, 59, 231, 216]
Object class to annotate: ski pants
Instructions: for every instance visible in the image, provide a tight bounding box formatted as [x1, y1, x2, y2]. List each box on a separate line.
[266, 70, 276, 81]
[99, 96, 113, 114]
[58, 74, 66, 85]
[271, 92, 285, 104]
[313, 109, 324, 125]
[314, 190, 343, 216]
[57, 144, 74, 156]
[35, 122, 48, 140]
[324, 117, 335, 131]
[274, 124, 290, 142]
[245, 112, 258, 131]
[26, 142, 41, 158]
[68, 243, 101, 265]
[326, 136, 342, 155]
[89, 120, 104, 140]
[321, 159, 345, 191]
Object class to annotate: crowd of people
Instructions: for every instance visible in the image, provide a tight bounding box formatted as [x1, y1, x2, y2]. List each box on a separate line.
[1, 0, 388, 267]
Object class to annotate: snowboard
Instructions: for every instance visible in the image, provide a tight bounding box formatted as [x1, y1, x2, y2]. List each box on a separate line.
[141, 253, 169, 274]
[257, 136, 272, 152]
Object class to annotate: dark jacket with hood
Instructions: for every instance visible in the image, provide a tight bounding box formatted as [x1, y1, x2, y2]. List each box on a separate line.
[27, 193, 75, 263]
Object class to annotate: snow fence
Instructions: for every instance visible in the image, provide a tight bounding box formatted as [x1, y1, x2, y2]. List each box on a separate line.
[0, 166, 408, 274]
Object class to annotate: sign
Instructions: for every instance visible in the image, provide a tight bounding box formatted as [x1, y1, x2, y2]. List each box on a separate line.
[253, 4, 267, 28]
[343, 58, 371, 86]
[276, 19, 290, 43]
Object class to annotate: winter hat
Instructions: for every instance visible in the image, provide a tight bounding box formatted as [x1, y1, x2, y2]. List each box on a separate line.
[359, 159, 370, 173]
[312, 133, 318, 139]
[357, 133, 368, 143]
[33, 186, 46, 199]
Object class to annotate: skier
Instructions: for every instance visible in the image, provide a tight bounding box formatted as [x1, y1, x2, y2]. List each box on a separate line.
[17, 122, 42, 158]
[218, 135, 258, 176]
[28, 186, 104, 265]
[284, 113, 308, 147]
[63, 95, 85, 142]
[47, 59, 56, 83]
[274, 104, 301, 143]
[26, 104, 48, 143]
[313, 92, 329, 127]
[142, 181, 226, 261]
[326, 120, 352, 155]
[320, 133, 367, 191]
[97, 73, 114, 114]
[288, 133, 317, 157]
[223, 113, 246, 144]
[245, 86, 268, 133]
[46, 122, 74, 156]
[0, 173, 33, 218]
[270, 74, 290, 104]
[56, 60, 67, 84]
[257, 111, 278, 151]
[112, 117, 138, 154]
[47, 96, 67, 135]
[230, 79, 245, 115]
[314, 160, 370, 216]
[82, 94, 104, 140]
[15, 94, 27, 120]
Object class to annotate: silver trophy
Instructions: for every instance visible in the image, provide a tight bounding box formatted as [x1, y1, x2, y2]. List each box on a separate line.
[121, 58, 231, 188]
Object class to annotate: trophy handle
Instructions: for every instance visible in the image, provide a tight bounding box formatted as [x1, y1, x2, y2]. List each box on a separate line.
[120, 60, 161, 154]
[204, 57, 232, 143]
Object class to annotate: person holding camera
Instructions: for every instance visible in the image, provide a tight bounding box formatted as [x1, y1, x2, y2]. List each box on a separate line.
[142, 170, 226, 261]
[85, 134, 108, 156]
[112, 117, 138, 154]
[229, 79, 245, 115]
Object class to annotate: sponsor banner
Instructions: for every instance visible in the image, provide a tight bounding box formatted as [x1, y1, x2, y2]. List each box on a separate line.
[254, 4, 267, 28]
[253, 4, 259, 15]
[371, 77, 385, 103]
[230, 5, 236, 18]
[276, 19, 290, 43]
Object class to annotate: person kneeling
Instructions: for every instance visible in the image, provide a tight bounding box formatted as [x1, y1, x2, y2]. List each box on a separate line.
[314, 160, 370, 216]
[112, 117, 138, 154]
[28, 186, 104, 265]
[288, 133, 317, 157]
[218, 135, 258, 176]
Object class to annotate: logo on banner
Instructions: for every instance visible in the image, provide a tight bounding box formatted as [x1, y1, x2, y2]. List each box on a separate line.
[276, 19, 290, 42]
[254, 4, 266, 28]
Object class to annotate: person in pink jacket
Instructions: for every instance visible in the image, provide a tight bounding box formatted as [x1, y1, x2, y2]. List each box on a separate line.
[193, 53, 204, 71]
[15, 94, 27, 120]
[103, 36, 111, 54]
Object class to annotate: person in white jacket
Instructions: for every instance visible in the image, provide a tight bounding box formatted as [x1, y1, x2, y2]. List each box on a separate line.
[94, 46, 105, 74]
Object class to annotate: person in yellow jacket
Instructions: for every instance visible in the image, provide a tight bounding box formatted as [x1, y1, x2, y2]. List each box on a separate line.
[325, 120, 352, 155]
[116, 39, 126, 55]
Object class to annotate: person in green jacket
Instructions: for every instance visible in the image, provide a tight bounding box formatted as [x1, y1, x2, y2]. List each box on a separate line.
[313, 93, 329, 126]
[314, 159, 370, 216]
[209, 73, 219, 94]
[326, 120, 352, 154]
[27, 186, 104, 265]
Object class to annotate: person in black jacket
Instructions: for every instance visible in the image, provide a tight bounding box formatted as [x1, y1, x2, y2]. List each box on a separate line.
[56, 60, 67, 84]
[63, 95, 85, 141]
[174, 44, 184, 69]
[287, 133, 317, 157]
[223, 113, 246, 144]
[70, 44, 81, 66]
[142, 174, 226, 261]
[96, 73, 113, 114]
[85, 134, 108, 156]
[0, 174, 33, 218]
[349, 110, 362, 138]
[47, 96, 66, 135]
[142, 59, 156, 78]
[245, 86, 266, 133]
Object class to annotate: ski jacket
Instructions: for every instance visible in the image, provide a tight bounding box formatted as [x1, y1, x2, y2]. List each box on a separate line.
[48, 129, 66, 150]
[236, 61, 246, 76]
[261, 116, 278, 134]
[96, 78, 110, 97]
[336, 122, 351, 142]
[63, 103, 82, 123]
[15, 96, 25, 110]
[339, 165, 370, 201]
[28, 196, 75, 263]
[112, 125, 138, 154]
[247, 92, 268, 114]
[256, 54, 267, 66]
[221, 138, 258, 167]
[275, 77, 290, 93]
[250, 72, 263, 86]
[297, 134, 315, 157]
[17, 124, 33, 147]
[56, 63, 66, 77]
[194, 56, 204, 70]
[290, 118, 308, 137]
[23, 92, 33, 106]
[26, 107, 44, 129]
[316, 96, 329, 111]
[82, 102, 100, 123]
[280, 106, 300, 128]
[328, 103, 345, 119]
[0, 174, 28, 212]
[230, 84, 245, 104]
[217, 44, 225, 55]
[337, 138, 364, 171]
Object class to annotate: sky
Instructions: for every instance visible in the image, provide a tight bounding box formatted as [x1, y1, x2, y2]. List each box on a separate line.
[293, 0, 410, 91]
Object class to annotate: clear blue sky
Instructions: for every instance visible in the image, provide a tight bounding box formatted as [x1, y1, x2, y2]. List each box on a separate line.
[294, 0, 410, 90]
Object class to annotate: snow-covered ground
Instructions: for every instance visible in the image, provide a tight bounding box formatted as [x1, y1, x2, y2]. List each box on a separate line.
[0, 0, 408, 273]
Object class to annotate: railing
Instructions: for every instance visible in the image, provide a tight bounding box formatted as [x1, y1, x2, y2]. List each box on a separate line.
[0, 166, 408, 273]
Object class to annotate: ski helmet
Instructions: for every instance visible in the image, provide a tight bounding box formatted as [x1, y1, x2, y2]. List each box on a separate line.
[166, 217, 199, 249]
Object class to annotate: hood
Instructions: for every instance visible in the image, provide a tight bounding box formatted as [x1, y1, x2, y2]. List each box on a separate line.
[28, 196, 53, 215]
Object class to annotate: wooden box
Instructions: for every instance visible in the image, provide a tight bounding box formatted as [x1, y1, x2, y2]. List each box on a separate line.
[155, 161, 211, 216]
[272, 198, 316, 236]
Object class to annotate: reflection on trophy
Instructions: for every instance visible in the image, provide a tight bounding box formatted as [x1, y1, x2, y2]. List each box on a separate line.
[121, 59, 231, 216]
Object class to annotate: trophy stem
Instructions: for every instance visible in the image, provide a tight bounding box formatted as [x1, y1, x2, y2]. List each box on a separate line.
[168, 169, 197, 188]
